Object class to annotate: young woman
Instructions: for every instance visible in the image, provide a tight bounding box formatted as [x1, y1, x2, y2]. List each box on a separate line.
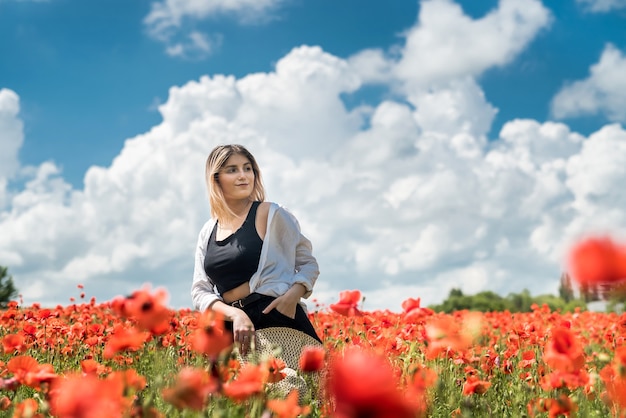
[191, 144, 322, 356]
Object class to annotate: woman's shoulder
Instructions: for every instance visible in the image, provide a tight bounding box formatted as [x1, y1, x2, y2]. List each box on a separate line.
[264, 202, 301, 229]
[262, 201, 291, 217]
[197, 218, 217, 239]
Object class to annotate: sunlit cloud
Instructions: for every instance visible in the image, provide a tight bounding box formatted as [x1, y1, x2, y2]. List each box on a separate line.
[2, 0, 624, 312]
[144, 0, 283, 58]
[552, 44, 626, 123]
[576, 0, 626, 12]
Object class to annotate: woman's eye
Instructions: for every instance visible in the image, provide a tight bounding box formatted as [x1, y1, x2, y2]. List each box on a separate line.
[245, 166, 252, 172]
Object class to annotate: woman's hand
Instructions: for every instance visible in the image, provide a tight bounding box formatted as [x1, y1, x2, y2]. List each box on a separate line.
[262, 283, 307, 319]
[231, 309, 255, 355]
[262, 294, 298, 319]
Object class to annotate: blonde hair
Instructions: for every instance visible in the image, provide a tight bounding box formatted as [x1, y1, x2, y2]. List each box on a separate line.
[205, 144, 265, 220]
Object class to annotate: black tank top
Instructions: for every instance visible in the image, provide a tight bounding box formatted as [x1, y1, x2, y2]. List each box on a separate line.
[204, 201, 263, 295]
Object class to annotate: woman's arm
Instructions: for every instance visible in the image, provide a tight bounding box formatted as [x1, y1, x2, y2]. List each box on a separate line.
[209, 300, 256, 354]
[293, 231, 319, 299]
[261, 206, 319, 318]
[191, 223, 223, 311]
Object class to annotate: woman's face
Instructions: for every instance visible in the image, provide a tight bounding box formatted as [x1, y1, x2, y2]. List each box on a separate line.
[216, 153, 255, 202]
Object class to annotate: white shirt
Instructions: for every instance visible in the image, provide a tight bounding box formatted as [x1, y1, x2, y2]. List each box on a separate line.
[191, 202, 319, 312]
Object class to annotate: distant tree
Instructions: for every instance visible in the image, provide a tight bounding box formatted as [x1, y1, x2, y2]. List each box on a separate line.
[507, 289, 533, 312]
[0, 266, 18, 308]
[431, 289, 510, 313]
[558, 272, 575, 303]
[470, 291, 508, 312]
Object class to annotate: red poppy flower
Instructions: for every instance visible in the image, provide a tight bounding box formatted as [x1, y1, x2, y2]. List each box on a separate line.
[406, 365, 437, 416]
[1, 333, 27, 354]
[568, 236, 626, 285]
[80, 359, 109, 376]
[424, 316, 472, 359]
[528, 394, 578, 418]
[543, 327, 585, 373]
[12, 398, 40, 418]
[519, 350, 536, 370]
[327, 347, 421, 418]
[462, 375, 492, 395]
[162, 367, 218, 411]
[299, 346, 326, 372]
[103, 325, 150, 359]
[7, 356, 56, 389]
[49, 373, 127, 418]
[264, 357, 287, 384]
[222, 363, 268, 402]
[267, 390, 311, 418]
[110, 286, 172, 335]
[0, 396, 11, 411]
[189, 310, 232, 358]
[401, 298, 434, 321]
[330, 290, 363, 317]
[109, 369, 147, 392]
[599, 346, 626, 410]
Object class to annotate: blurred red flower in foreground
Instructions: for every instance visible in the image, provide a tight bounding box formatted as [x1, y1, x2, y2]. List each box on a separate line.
[568, 236, 626, 286]
[103, 325, 150, 359]
[423, 315, 474, 360]
[110, 286, 172, 335]
[1, 332, 28, 354]
[330, 290, 363, 317]
[267, 390, 311, 418]
[189, 310, 232, 358]
[12, 399, 40, 418]
[49, 373, 127, 418]
[162, 367, 218, 411]
[327, 347, 423, 418]
[7, 356, 56, 389]
[600, 346, 626, 412]
[299, 346, 326, 372]
[222, 363, 269, 402]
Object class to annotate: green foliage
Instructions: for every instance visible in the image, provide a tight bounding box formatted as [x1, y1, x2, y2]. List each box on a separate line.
[429, 286, 588, 313]
[0, 266, 18, 309]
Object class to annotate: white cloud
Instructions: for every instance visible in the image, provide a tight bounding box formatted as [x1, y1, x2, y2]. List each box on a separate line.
[577, 0, 626, 12]
[551, 44, 626, 122]
[3, 0, 625, 312]
[0, 89, 24, 211]
[394, 0, 551, 88]
[0, 89, 23, 180]
[165, 31, 222, 60]
[144, 0, 283, 57]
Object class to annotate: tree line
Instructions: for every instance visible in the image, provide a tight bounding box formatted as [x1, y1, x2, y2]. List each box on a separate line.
[428, 273, 588, 313]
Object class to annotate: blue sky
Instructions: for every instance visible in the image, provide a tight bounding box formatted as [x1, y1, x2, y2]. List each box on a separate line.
[1, 0, 625, 311]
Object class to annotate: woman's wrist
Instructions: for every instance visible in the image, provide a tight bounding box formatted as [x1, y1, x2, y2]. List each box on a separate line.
[287, 282, 307, 299]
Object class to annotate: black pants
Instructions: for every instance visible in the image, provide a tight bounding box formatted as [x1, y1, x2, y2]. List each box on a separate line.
[226, 294, 322, 344]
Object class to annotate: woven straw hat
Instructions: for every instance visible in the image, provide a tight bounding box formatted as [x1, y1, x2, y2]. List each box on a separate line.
[237, 327, 323, 401]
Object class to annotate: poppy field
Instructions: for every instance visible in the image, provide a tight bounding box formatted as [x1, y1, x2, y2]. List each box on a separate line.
[1, 235, 626, 418]
[1, 283, 626, 418]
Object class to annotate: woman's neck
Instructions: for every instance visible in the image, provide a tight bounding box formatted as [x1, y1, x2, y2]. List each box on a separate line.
[222, 199, 253, 224]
